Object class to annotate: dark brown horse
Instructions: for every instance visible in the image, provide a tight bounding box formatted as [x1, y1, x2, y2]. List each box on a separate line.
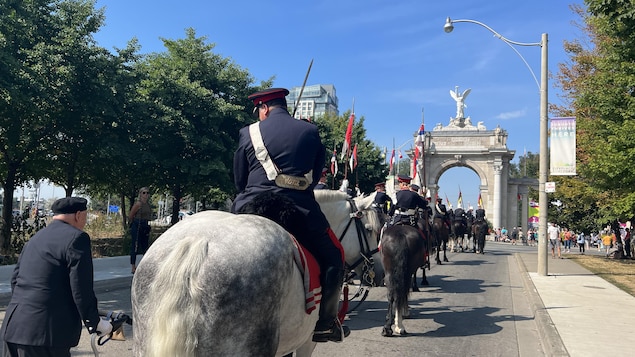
[472, 219, 488, 254]
[380, 224, 428, 337]
[432, 217, 450, 264]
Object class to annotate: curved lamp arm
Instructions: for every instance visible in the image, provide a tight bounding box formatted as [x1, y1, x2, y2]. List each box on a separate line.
[444, 17, 541, 89]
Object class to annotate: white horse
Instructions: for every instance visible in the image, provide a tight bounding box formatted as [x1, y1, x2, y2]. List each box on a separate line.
[132, 190, 383, 357]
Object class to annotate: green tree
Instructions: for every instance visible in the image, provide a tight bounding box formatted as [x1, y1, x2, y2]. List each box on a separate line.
[552, 1, 635, 228]
[0, 0, 105, 253]
[137, 28, 257, 224]
[314, 111, 387, 193]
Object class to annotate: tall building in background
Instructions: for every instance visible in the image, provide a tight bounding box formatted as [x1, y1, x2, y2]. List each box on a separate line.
[286, 84, 339, 120]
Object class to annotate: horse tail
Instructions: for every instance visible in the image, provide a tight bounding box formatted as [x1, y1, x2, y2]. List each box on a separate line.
[385, 234, 410, 312]
[146, 235, 209, 357]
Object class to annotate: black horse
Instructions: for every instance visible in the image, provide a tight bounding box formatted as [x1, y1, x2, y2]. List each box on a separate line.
[432, 217, 450, 264]
[380, 224, 428, 337]
[472, 219, 488, 254]
[451, 219, 468, 252]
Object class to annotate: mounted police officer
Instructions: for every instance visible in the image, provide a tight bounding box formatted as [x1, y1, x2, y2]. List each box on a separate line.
[231, 88, 349, 343]
[475, 204, 486, 222]
[389, 175, 428, 227]
[314, 168, 328, 190]
[372, 182, 392, 215]
[435, 197, 451, 229]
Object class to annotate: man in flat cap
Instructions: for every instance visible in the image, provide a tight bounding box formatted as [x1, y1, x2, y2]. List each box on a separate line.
[232, 88, 349, 342]
[1, 197, 112, 357]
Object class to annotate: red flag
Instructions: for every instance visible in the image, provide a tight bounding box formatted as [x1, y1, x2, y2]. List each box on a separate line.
[330, 150, 338, 176]
[340, 113, 355, 159]
[398, 150, 403, 159]
[349, 144, 358, 170]
[412, 146, 419, 178]
[389, 149, 395, 173]
[517, 193, 522, 200]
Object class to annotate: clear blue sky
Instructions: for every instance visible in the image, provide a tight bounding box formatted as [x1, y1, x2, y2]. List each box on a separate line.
[29, 0, 589, 204]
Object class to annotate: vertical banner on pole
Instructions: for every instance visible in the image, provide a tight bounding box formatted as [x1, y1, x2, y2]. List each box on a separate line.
[550, 117, 576, 175]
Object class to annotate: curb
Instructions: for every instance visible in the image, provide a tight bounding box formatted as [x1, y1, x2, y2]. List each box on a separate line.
[514, 253, 569, 357]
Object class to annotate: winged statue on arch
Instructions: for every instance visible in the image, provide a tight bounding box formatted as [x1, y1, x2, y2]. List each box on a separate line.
[450, 86, 471, 119]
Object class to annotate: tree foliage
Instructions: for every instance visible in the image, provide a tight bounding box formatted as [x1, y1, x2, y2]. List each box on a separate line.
[550, 1, 635, 231]
[314, 111, 387, 194]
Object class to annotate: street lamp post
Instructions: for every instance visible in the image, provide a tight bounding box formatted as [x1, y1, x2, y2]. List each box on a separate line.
[444, 17, 549, 276]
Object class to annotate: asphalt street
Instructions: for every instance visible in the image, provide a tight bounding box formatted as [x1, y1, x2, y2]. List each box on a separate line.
[0, 241, 549, 356]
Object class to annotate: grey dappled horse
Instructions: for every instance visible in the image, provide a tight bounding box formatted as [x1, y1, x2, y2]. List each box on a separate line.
[132, 191, 383, 357]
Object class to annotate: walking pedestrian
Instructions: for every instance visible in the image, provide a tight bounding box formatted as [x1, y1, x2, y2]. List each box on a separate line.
[577, 232, 586, 254]
[1, 197, 113, 356]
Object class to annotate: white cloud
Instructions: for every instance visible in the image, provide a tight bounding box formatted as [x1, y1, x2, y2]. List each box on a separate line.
[495, 108, 527, 120]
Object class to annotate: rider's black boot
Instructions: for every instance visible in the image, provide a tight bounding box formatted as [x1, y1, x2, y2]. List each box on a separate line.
[312, 267, 350, 343]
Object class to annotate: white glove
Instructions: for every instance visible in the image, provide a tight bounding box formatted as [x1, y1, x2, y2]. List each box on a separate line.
[96, 318, 113, 335]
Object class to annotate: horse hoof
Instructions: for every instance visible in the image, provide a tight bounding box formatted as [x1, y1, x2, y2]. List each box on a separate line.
[400, 330, 408, 335]
[382, 328, 393, 337]
[443, 257, 449, 262]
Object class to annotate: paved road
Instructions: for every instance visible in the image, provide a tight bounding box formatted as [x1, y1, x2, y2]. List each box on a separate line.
[1, 242, 546, 356]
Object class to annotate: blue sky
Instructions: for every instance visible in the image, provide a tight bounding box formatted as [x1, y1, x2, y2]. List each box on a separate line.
[28, 0, 589, 205]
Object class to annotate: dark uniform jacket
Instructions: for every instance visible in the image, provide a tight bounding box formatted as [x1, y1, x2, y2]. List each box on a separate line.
[389, 189, 428, 225]
[373, 191, 392, 214]
[232, 107, 328, 233]
[1, 220, 100, 347]
[475, 208, 486, 221]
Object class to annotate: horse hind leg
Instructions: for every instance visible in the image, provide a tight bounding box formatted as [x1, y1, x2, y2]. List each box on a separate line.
[443, 240, 449, 262]
[393, 305, 407, 335]
[382, 297, 395, 337]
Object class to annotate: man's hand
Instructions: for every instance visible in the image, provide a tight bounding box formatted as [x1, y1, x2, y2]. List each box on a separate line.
[96, 318, 113, 335]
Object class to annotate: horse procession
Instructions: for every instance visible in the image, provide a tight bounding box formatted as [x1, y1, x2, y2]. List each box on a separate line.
[122, 177, 490, 356]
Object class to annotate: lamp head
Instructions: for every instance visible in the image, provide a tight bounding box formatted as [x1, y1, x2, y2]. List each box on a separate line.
[444, 17, 454, 33]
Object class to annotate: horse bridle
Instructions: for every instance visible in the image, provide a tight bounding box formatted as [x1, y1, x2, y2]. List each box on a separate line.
[334, 198, 379, 287]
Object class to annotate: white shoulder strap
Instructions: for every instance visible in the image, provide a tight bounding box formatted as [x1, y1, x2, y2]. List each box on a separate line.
[248, 122, 279, 181]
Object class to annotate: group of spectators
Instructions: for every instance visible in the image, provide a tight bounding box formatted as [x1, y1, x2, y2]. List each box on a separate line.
[546, 223, 634, 259]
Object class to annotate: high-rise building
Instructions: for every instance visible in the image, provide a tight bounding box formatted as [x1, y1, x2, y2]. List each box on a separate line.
[286, 84, 339, 120]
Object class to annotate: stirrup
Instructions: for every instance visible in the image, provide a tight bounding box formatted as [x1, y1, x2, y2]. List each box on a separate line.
[313, 320, 350, 343]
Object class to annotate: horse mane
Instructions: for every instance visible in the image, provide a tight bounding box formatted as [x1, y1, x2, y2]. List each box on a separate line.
[236, 191, 306, 238]
[313, 189, 349, 203]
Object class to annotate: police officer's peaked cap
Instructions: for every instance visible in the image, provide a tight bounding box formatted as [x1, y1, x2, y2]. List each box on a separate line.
[248, 88, 290, 106]
[397, 175, 412, 183]
[437, 197, 443, 202]
[410, 184, 420, 191]
[52, 197, 88, 214]
[374, 182, 386, 188]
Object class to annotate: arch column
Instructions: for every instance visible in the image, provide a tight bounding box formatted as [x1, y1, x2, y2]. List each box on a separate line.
[493, 163, 502, 229]
[520, 187, 529, 236]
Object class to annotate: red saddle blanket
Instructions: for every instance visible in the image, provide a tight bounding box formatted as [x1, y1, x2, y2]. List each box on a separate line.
[289, 234, 321, 314]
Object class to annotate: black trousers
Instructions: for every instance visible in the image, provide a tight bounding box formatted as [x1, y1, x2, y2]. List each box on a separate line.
[4, 342, 70, 357]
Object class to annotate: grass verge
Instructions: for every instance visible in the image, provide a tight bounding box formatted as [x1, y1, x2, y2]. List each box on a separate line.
[564, 253, 635, 297]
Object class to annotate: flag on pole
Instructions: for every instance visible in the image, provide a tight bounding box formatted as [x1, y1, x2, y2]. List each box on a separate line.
[518, 193, 522, 201]
[398, 150, 403, 159]
[349, 144, 358, 170]
[389, 149, 395, 173]
[330, 150, 338, 176]
[446, 194, 452, 209]
[457, 190, 463, 208]
[414, 123, 425, 148]
[340, 113, 355, 159]
[478, 193, 483, 207]
[412, 146, 419, 179]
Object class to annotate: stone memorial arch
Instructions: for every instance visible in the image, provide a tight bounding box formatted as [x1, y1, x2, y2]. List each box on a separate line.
[412, 87, 538, 233]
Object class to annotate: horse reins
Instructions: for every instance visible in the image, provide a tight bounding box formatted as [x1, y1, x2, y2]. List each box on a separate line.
[335, 198, 379, 286]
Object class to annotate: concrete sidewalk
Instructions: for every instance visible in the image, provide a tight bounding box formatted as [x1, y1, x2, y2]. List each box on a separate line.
[517, 251, 635, 357]
[0, 256, 134, 304]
